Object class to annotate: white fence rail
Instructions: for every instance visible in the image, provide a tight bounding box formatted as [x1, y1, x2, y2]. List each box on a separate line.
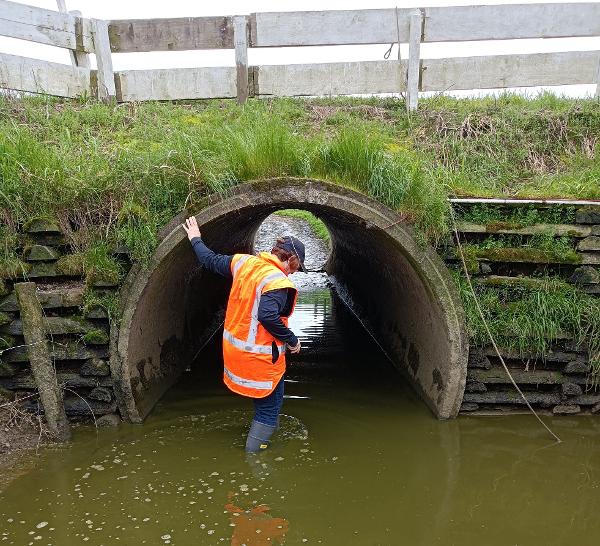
[0, 0, 599, 107]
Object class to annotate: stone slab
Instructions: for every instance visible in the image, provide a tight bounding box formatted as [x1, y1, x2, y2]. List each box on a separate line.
[23, 219, 62, 234]
[463, 391, 561, 405]
[581, 253, 600, 266]
[4, 342, 109, 363]
[467, 368, 588, 385]
[553, 404, 581, 415]
[1, 316, 104, 336]
[482, 347, 582, 363]
[0, 286, 85, 312]
[577, 236, 600, 252]
[1, 372, 112, 389]
[80, 358, 110, 377]
[576, 207, 600, 225]
[23, 245, 61, 262]
[561, 382, 583, 396]
[89, 386, 113, 402]
[96, 413, 121, 426]
[569, 266, 600, 285]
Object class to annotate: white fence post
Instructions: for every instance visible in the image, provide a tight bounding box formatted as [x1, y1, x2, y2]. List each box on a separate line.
[68, 10, 91, 68]
[91, 18, 116, 102]
[233, 15, 249, 104]
[596, 57, 600, 98]
[406, 9, 423, 112]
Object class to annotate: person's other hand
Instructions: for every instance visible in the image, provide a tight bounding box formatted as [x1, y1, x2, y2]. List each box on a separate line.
[182, 216, 201, 241]
[288, 340, 301, 354]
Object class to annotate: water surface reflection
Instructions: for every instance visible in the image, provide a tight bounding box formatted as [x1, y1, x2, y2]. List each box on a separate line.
[1, 289, 600, 545]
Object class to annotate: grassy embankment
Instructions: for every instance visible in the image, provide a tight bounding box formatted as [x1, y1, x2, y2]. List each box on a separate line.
[1, 94, 599, 371]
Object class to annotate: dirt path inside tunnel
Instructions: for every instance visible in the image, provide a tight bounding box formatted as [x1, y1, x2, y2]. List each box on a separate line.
[254, 213, 330, 289]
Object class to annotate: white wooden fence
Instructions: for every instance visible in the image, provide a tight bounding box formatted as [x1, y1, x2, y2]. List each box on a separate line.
[1, 0, 599, 109]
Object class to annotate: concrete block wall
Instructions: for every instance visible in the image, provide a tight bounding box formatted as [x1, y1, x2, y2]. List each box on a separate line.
[446, 204, 600, 415]
[0, 220, 126, 423]
[0, 203, 599, 420]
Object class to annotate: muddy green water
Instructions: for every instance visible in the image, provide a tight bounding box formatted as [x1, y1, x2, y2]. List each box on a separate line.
[2, 288, 600, 546]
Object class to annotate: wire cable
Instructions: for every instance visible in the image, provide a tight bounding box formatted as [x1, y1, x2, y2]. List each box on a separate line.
[449, 204, 561, 443]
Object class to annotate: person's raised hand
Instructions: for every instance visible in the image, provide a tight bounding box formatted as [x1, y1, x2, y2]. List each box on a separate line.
[182, 216, 201, 241]
[288, 340, 301, 354]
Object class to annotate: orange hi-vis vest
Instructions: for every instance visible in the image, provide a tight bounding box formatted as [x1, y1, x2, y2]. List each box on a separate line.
[222, 252, 298, 398]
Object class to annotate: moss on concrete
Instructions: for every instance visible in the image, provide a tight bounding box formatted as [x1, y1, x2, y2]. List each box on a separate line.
[470, 246, 582, 265]
[82, 329, 109, 345]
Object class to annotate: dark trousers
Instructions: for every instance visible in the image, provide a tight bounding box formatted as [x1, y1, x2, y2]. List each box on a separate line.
[253, 377, 284, 427]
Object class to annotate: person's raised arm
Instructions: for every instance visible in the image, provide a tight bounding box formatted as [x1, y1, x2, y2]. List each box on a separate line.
[182, 216, 233, 279]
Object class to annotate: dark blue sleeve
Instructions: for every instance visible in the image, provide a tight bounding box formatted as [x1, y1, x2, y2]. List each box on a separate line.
[258, 289, 299, 346]
[190, 237, 233, 278]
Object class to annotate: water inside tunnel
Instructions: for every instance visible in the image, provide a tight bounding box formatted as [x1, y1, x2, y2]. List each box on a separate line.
[184, 210, 399, 403]
[113, 179, 468, 423]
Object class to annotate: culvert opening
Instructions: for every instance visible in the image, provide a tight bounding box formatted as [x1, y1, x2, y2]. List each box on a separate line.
[112, 179, 468, 423]
[185, 207, 391, 391]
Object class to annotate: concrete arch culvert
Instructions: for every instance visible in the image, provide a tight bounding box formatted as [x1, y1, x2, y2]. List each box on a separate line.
[110, 178, 468, 422]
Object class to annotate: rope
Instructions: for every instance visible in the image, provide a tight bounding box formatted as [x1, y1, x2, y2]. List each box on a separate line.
[383, 6, 402, 62]
[449, 205, 562, 444]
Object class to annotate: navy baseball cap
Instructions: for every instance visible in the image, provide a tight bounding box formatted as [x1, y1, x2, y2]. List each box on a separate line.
[276, 235, 306, 272]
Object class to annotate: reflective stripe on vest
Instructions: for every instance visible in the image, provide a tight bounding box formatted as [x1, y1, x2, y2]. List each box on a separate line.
[224, 366, 273, 391]
[223, 252, 297, 398]
[232, 254, 250, 277]
[247, 271, 286, 344]
[223, 329, 286, 355]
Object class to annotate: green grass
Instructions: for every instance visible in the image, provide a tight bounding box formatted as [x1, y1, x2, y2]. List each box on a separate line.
[1, 94, 598, 375]
[460, 234, 581, 266]
[455, 274, 600, 379]
[275, 209, 330, 242]
[82, 288, 120, 325]
[1, 93, 599, 275]
[456, 204, 577, 228]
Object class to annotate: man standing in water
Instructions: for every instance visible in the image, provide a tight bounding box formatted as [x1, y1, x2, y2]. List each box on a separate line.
[182, 216, 305, 452]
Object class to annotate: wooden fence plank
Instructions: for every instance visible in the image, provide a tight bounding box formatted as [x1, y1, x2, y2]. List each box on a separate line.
[233, 15, 249, 104]
[423, 3, 600, 42]
[107, 17, 233, 52]
[115, 67, 237, 101]
[257, 60, 408, 97]
[15, 282, 71, 442]
[421, 51, 600, 92]
[250, 4, 600, 47]
[251, 9, 412, 47]
[0, 52, 90, 97]
[0, 0, 93, 51]
[69, 10, 91, 68]
[91, 18, 115, 102]
[54, 1, 90, 68]
[54, 0, 78, 66]
[406, 9, 422, 111]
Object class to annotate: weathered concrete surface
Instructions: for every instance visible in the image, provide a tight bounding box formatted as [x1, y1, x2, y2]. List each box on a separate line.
[112, 178, 468, 422]
[14, 282, 71, 442]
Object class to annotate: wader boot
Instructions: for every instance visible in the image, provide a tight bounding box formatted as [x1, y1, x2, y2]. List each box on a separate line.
[245, 420, 277, 453]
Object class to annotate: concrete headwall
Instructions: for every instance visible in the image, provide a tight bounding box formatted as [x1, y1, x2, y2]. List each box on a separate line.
[1, 179, 599, 422]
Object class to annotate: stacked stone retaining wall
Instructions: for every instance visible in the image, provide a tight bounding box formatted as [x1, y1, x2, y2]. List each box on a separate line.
[0, 203, 599, 421]
[0, 220, 124, 424]
[447, 204, 600, 415]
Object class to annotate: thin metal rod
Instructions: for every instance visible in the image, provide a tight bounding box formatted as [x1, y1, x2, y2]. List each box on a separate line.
[449, 197, 600, 206]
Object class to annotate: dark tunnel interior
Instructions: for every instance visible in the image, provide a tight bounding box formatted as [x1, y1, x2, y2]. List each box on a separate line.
[113, 180, 467, 423]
